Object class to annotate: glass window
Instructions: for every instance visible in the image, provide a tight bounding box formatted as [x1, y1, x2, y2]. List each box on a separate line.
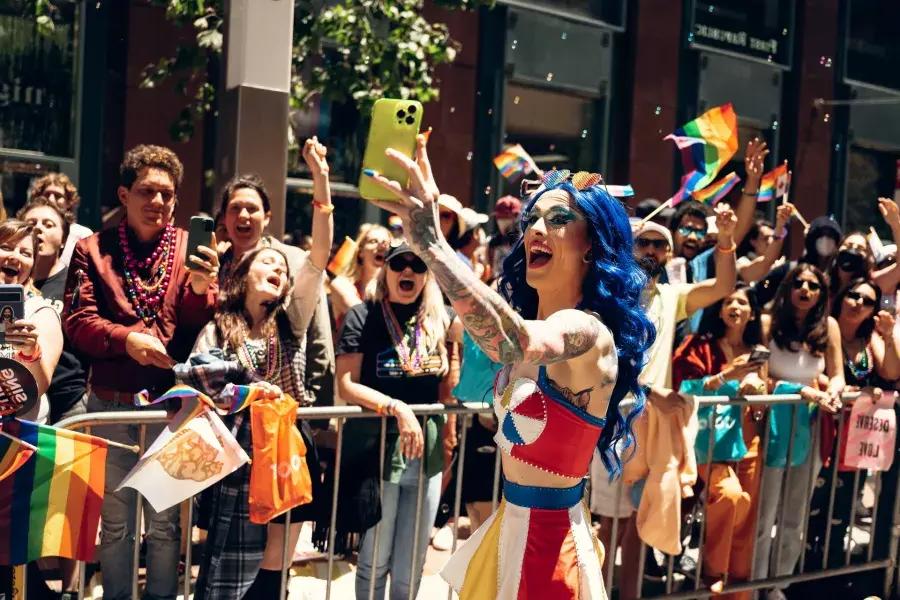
[845, 146, 900, 238]
[0, 3, 80, 158]
[499, 84, 603, 198]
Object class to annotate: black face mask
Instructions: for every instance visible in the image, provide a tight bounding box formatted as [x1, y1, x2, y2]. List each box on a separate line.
[638, 256, 664, 279]
[837, 249, 866, 273]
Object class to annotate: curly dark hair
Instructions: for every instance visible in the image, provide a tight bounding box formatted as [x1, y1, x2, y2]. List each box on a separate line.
[17, 196, 73, 246]
[120, 144, 184, 191]
[670, 200, 710, 233]
[217, 173, 271, 217]
[214, 246, 291, 351]
[771, 263, 830, 355]
[29, 172, 81, 211]
[831, 278, 882, 341]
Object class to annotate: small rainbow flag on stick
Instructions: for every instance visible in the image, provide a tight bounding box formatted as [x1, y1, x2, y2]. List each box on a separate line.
[327, 237, 358, 277]
[0, 420, 107, 565]
[493, 144, 538, 179]
[757, 163, 790, 202]
[666, 103, 739, 205]
[692, 172, 741, 205]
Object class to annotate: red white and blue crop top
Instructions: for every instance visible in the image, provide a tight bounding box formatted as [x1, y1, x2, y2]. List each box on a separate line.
[493, 365, 606, 479]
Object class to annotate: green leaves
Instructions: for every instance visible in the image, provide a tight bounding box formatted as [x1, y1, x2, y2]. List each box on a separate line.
[31, 0, 491, 141]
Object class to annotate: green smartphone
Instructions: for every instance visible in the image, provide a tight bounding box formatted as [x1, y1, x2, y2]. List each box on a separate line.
[359, 98, 423, 201]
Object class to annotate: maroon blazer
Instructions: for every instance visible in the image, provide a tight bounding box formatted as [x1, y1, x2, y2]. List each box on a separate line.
[63, 225, 216, 397]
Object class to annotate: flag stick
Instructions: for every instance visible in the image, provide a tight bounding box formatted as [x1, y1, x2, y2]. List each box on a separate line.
[1, 423, 139, 454]
[640, 197, 674, 224]
[782, 170, 809, 229]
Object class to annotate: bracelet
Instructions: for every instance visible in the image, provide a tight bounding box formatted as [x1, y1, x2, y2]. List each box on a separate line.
[775, 227, 788, 240]
[741, 187, 759, 196]
[16, 344, 42, 363]
[376, 399, 397, 416]
[716, 243, 737, 254]
[313, 200, 334, 214]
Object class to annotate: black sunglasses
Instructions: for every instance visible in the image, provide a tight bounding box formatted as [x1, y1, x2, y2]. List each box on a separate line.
[635, 238, 668, 250]
[846, 290, 877, 307]
[792, 279, 822, 292]
[388, 254, 427, 274]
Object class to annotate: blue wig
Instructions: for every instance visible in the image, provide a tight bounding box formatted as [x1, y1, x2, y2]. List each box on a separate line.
[498, 182, 656, 478]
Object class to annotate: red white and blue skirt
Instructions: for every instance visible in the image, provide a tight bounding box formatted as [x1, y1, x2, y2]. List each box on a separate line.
[440, 479, 607, 599]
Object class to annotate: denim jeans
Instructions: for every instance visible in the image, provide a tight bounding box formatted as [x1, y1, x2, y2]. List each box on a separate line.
[355, 458, 442, 600]
[87, 395, 181, 600]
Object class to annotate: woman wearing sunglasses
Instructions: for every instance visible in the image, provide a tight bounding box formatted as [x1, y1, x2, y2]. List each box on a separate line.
[336, 241, 454, 599]
[799, 278, 899, 591]
[753, 263, 844, 598]
[363, 136, 654, 599]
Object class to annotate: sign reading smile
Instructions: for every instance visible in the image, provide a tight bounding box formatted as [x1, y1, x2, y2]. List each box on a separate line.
[0, 358, 39, 419]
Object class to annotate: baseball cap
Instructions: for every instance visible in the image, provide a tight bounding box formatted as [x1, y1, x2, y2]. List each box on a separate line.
[385, 241, 417, 262]
[630, 218, 673, 250]
[494, 196, 522, 219]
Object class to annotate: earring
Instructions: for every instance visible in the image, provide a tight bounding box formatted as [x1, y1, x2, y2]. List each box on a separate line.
[583, 251, 593, 263]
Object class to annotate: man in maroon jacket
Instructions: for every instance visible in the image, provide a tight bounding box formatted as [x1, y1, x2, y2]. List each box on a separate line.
[64, 145, 218, 600]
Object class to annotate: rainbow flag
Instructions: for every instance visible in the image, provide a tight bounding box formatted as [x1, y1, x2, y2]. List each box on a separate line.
[692, 172, 741, 205]
[757, 163, 790, 202]
[493, 144, 537, 179]
[136, 383, 260, 415]
[327, 236, 358, 276]
[220, 383, 262, 414]
[605, 184, 635, 198]
[666, 103, 739, 204]
[0, 431, 36, 482]
[0, 420, 107, 565]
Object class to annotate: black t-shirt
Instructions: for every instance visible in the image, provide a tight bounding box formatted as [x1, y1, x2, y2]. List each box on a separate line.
[337, 300, 452, 406]
[35, 267, 88, 421]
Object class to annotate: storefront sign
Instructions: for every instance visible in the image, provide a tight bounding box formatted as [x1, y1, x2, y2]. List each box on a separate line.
[845, 0, 900, 92]
[689, 0, 794, 67]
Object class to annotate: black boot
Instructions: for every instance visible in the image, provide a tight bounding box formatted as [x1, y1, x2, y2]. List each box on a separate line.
[243, 568, 284, 599]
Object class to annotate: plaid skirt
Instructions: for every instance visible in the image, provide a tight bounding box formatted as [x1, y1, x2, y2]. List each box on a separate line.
[194, 414, 324, 600]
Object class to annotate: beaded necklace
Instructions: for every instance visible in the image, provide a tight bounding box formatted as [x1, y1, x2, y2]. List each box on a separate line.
[381, 298, 425, 373]
[235, 322, 282, 381]
[844, 344, 873, 383]
[119, 220, 176, 325]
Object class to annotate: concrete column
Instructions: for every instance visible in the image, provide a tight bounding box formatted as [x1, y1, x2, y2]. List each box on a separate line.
[215, 0, 294, 236]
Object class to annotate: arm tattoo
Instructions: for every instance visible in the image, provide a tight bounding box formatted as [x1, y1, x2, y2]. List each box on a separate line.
[408, 205, 600, 365]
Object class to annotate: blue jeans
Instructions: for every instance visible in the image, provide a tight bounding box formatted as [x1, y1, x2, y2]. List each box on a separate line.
[88, 395, 181, 600]
[355, 458, 442, 600]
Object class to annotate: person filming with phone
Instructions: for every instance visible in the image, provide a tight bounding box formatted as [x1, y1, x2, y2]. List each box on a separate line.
[0, 219, 63, 424]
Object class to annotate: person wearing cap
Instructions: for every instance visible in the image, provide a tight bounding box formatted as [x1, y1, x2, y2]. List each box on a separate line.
[454, 207, 489, 277]
[590, 206, 739, 599]
[335, 241, 456, 600]
[488, 195, 522, 279]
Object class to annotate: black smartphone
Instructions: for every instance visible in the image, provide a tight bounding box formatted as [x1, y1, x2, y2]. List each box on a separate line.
[880, 293, 896, 316]
[0, 284, 26, 344]
[186, 216, 215, 271]
[748, 348, 771, 363]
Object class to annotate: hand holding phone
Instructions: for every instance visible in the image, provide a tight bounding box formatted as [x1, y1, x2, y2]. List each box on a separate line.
[748, 347, 771, 364]
[186, 216, 216, 272]
[359, 99, 423, 201]
[0, 285, 26, 345]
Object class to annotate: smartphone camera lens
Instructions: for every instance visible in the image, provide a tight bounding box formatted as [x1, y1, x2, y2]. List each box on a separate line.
[405, 116, 415, 125]
[407, 105, 417, 114]
[396, 109, 406, 119]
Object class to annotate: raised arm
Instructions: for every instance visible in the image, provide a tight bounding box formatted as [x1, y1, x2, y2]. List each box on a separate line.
[738, 203, 792, 283]
[731, 138, 769, 246]
[684, 203, 738, 316]
[364, 137, 604, 366]
[872, 198, 900, 292]
[872, 311, 900, 382]
[302, 137, 335, 272]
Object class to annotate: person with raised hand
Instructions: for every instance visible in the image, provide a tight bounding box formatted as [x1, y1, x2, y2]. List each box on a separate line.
[363, 136, 655, 599]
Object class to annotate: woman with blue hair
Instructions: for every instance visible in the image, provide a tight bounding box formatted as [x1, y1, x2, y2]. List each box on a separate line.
[364, 136, 655, 599]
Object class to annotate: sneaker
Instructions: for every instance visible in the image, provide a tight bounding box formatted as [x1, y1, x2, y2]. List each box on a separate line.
[431, 525, 455, 551]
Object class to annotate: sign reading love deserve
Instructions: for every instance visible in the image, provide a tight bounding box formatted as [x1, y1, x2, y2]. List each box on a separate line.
[841, 391, 897, 472]
[0, 357, 38, 419]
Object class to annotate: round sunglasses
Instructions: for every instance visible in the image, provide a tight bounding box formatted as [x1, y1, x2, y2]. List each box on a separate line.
[388, 254, 427, 274]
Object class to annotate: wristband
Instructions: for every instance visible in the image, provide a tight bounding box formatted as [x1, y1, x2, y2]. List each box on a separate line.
[775, 227, 788, 240]
[741, 187, 759, 196]
[16, 344, 42, 363]
[313, 200, 334, 214]
[716, 243, 737, 254]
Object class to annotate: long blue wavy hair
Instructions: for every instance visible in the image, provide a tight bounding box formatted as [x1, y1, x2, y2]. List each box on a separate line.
[498, 182, 656, 478]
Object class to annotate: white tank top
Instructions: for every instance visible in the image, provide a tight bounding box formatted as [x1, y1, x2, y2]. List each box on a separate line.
[767, 340, 825, 386]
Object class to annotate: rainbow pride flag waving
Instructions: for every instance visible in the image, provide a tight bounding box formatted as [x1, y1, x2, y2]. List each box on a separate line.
[692, 172, 741, 205]
[666, 103, 739, 205]
[0, 420, 107, 565]
[493, 144, 538, 180]
[0, 431, 36, 482]
[758, 163, 790, 202]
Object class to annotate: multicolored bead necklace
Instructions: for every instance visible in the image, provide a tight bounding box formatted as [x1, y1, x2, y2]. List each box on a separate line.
[235, 325, 282, 381]
[381, 298, 426, 373]
[845, 345, 873, 382]
[119, 219, 176, 325]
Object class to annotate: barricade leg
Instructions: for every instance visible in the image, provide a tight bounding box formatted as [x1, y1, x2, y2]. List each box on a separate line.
[369, 417, 388, 600]
[325, 419, 343, 600]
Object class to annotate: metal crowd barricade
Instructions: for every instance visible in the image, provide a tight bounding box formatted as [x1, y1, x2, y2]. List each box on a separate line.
[47, 393, 900, 600]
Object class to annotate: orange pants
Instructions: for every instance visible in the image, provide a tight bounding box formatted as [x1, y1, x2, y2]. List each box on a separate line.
[698, 452, 761, 600]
